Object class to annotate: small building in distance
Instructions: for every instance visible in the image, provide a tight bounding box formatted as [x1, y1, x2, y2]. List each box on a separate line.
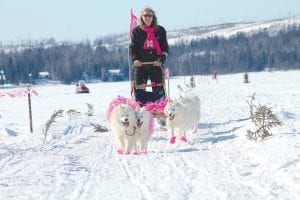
[106, 69, 125, 82]
[34, 71, 51, 85]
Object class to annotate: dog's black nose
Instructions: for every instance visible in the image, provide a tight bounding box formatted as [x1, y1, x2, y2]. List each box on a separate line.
[124, 118, 128, 122]
[137, 119, 141, 123]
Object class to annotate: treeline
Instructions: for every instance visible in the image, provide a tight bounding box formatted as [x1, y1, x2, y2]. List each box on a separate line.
[168, 26, 300, 75]
[0, 39, 129, 84]
[0, 26, 299, 84]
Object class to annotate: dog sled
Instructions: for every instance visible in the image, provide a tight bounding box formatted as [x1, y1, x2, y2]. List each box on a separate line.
[130, 62, 169, 120]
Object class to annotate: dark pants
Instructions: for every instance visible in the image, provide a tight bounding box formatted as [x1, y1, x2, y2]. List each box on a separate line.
[134, 65, 165, 105]
[134, 64, 163, 85]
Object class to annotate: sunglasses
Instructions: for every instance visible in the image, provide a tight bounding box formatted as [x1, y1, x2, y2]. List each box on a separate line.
[142, 14, 153, 18]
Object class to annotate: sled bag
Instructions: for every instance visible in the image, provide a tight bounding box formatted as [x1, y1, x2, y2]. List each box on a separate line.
[135, 87, 165, 105]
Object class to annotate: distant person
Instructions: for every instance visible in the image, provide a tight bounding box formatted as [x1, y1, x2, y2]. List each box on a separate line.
[212, 69, 218, 80]
[129, 7, 169, 105]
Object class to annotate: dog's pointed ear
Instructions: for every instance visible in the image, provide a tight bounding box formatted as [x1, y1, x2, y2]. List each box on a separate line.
[120, 104, 131, 113]
[135, 106, 141, 112]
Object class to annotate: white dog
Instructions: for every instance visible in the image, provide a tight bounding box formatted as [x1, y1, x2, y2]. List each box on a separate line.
[135, 107, 152, 154]
[110, 104, 138, 154]
[178, 94, 200, 133]
[164, 94, 200, 144]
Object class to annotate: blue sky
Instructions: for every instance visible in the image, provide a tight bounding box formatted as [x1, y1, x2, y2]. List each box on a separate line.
[0, 0, 299, 44]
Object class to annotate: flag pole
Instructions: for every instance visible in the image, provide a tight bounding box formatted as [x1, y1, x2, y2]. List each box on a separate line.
[129, 9, 137, 99]
[27, 73, 33, 133]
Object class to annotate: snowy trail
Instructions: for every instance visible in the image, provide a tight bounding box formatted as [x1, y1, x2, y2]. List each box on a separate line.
[1, 71, 300, 199]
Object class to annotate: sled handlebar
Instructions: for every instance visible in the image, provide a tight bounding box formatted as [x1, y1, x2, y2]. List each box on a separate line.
[141, 62, 155, 65]
[134, 62, 162, 67]
[133, 62, 156, 67]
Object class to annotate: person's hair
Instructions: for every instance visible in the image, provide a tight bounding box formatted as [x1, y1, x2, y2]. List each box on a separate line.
[139, 7, 158, 28]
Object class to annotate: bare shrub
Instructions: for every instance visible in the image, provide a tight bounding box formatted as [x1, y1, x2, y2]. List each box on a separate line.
[86, 103, 94, 116]
[66, 109, 81, 121]
[246, 94, 282, 140]
[43, 109, 64, 140]
[91, 123, 109, 132]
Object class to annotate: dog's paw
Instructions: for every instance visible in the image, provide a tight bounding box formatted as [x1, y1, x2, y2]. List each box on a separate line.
[180, 136, 187, 142]
[170, 136, 176, 144]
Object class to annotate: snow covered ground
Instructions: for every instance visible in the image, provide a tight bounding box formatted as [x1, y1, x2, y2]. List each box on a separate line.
[0, 70, 299, 200]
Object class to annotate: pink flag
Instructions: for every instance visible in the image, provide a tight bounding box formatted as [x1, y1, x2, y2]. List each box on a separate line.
[129, 9, 137, 38]
[163, 68, 169, 79]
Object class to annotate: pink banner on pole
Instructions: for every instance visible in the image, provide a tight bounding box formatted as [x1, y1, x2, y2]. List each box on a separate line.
[129, 9, 137, 39]
[0, 88, 38, 98]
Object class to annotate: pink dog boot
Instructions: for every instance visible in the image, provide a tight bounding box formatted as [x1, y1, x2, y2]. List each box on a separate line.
[180, 136, 187, 142]
[170, 136, 176, 144]
[124, 150, 131, 155]
[140, 150, 148, 155]
[117, 149, 124, 155]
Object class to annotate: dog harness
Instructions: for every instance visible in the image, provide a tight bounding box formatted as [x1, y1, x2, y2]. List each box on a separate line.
[125, 127, 136, 136]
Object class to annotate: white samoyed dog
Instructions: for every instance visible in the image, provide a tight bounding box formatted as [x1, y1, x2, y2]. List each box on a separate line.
[110, 104, 138, 154]
[135, 107, 152, 154]
[164, 94, 200, 144]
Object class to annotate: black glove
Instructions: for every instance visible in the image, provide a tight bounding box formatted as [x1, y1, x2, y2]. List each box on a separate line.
[157, 54, 167, 64]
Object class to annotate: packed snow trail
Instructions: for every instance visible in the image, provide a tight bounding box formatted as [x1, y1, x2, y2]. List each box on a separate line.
[1, 71, 300, 199]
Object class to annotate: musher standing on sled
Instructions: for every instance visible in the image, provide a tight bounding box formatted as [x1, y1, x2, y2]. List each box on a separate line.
[129, 7, 169, 105]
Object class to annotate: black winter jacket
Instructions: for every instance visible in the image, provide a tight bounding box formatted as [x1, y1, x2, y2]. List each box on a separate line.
[129, 25, 169, 64]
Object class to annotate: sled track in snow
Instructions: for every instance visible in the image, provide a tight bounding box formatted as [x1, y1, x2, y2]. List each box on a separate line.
[118, 156, 154, 199]
[45, 124, 113, 199]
